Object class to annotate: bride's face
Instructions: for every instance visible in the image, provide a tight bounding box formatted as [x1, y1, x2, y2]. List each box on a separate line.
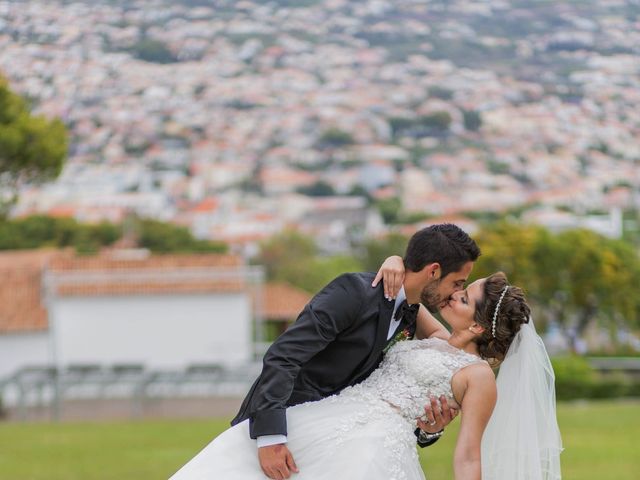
[440, 278, 486, 329]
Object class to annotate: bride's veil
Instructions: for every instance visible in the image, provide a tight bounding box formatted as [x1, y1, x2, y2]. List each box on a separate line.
[481, 319, 563, 480]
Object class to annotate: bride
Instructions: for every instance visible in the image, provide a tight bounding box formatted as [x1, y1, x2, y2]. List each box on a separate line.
[170, 271, 562, 479]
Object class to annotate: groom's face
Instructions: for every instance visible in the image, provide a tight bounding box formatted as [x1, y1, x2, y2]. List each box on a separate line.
[421, 261, 474, 312]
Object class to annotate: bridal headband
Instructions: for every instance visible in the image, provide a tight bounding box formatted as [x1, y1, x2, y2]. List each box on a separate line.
[491, 286, 509, 337]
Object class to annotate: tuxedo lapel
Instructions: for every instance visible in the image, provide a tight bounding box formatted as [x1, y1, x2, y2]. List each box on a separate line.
[356, 292, 395, 380]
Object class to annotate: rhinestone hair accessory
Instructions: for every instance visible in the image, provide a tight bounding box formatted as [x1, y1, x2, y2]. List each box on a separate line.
[491, 286, 510, 337]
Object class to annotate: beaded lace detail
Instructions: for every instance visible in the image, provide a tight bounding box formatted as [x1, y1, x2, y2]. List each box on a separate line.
[327, 338, 485, 479]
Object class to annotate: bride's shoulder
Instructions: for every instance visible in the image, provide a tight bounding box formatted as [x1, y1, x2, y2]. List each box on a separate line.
[452, 362, 496, 406]
[457, 362, 496, 392]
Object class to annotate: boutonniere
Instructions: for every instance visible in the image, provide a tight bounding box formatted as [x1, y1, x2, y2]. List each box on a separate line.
[383, 328, 412, 355]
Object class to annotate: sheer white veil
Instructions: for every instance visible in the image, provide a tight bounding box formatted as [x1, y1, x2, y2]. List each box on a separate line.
[481, 318, 563, 480]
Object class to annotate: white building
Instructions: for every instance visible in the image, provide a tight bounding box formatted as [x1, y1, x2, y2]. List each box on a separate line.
[0, 250, 264, 407]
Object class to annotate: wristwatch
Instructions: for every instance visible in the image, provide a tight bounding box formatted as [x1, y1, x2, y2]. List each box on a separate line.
[417, 428, 444, 443]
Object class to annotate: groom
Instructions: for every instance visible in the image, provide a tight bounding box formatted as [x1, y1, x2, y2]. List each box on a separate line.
[232, 223, 481, 480]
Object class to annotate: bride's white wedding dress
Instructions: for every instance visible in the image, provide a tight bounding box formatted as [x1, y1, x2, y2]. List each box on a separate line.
[170, 338, 484, 480]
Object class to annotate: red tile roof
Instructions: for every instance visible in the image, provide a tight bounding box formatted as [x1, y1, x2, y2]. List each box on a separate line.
[0, 249, 250, 333]
[0, 249, 63, 333]
[262, 282, 311, 320]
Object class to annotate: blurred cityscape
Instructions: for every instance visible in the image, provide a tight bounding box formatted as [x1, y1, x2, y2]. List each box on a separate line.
[0, 0, 639, 256]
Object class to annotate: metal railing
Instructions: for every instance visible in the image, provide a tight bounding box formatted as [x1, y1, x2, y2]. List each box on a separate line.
[0, 362, 261, 421]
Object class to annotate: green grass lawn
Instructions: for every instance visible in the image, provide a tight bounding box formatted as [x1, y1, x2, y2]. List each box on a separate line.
[0, 400, 638, 479]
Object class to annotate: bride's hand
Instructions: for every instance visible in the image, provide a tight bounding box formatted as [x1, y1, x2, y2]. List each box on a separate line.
[371, 255, 405, 300]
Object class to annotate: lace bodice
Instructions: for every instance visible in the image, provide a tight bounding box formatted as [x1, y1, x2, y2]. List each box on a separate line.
[337, 337, 485, 422]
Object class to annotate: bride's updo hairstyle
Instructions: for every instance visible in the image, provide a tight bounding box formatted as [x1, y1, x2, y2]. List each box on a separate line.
[473, 272, 530, 365]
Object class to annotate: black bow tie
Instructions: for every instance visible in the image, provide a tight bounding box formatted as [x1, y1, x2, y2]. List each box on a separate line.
[394, 300, 419, 326]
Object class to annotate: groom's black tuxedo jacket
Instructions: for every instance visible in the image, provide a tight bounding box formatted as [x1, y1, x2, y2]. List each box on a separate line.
[231, 272, 419, 440]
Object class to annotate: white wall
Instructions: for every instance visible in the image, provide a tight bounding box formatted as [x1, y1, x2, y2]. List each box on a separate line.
[0, 331, 51, 380]
[50, 293, 252, 369]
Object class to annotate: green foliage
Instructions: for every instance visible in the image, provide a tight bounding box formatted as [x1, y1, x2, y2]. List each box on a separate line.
[427, 86, 454, 100]
[486, 159, 509, 174]
[296, 180, 335, 197]
[0, 75, 67, 213]
[346, 184, 372, 202]
[389, 116, 415, 138]
[552, 355, 597, 399]
[137, 219, 227, 253]
[388, 112, 451, 140]
[473, 222, 640, 342]
[0, 216, 118, 253]
[255, 229, 317, 280]
[359, 233, 409, 272]
[0, 215, 226, 254]
[551, 356, 640, 400]
[255, 230, 363, 293]
[462, 109, 482, 131]
[131, 38, 177, 64]
[397, 211, 435, 225]
[317, 128, 354, 149]
[418, 112, 452, 131]
[278, 255, 363, 294]
[374, 197, 402, 224]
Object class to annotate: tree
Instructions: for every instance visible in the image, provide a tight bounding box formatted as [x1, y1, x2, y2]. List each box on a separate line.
[0, 215, 228, 254]
[555, 229, 640, 336]
[255, 230, 318, 280]
[296, 180, 335, 197]
[255, 230, 364, 293]
[473, 222, 640, 351]
[359, 233, 409, 272]
[279, 255, 363, 293]
[317, 128, 355, 149]
[389, 116, 414, 138]
[375, 197, 402, 224]
[0, 75, 67, 215]
[0, 215, 119, 253]
[462, 109, 482, 132]
[427, 86, 454, 100]
[131, 38, 177, 64]
[418, 112, 452, 132]
[137, 219, 227, 253]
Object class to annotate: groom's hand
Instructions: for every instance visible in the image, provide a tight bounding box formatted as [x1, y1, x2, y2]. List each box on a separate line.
[258, 444, 299, 480]
[417, 395, 459, 433]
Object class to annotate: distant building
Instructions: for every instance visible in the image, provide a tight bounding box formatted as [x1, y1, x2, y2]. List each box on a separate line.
[0, 250, 265, 388]
[297, 196, 383, 254]
[260, 282, 312, 350]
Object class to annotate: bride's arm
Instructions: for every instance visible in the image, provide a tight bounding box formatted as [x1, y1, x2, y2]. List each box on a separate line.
[452, 365, 497, 480]
[371, 255, 405, 299]
[373, 255, 449, 339]
[415, 305, 450, 340]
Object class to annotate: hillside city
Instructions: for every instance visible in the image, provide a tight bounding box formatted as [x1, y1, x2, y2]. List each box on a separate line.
[1, 0, 639, 255]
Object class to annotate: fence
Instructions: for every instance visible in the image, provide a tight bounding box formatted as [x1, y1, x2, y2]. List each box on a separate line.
[0, 362, 261, 421]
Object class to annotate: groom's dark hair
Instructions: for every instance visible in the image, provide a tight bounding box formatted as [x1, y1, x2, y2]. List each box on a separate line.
[404, 223, 480, 277]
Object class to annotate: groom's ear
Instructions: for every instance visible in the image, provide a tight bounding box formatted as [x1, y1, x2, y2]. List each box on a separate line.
[424, 262, 441, 279]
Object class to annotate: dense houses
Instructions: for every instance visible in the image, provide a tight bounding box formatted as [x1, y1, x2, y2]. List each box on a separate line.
[0, 0, 638, 255]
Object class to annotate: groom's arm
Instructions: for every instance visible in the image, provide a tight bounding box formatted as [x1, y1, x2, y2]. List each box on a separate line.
[415, 396, 459, 448]
[247, 273, 363, 438]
